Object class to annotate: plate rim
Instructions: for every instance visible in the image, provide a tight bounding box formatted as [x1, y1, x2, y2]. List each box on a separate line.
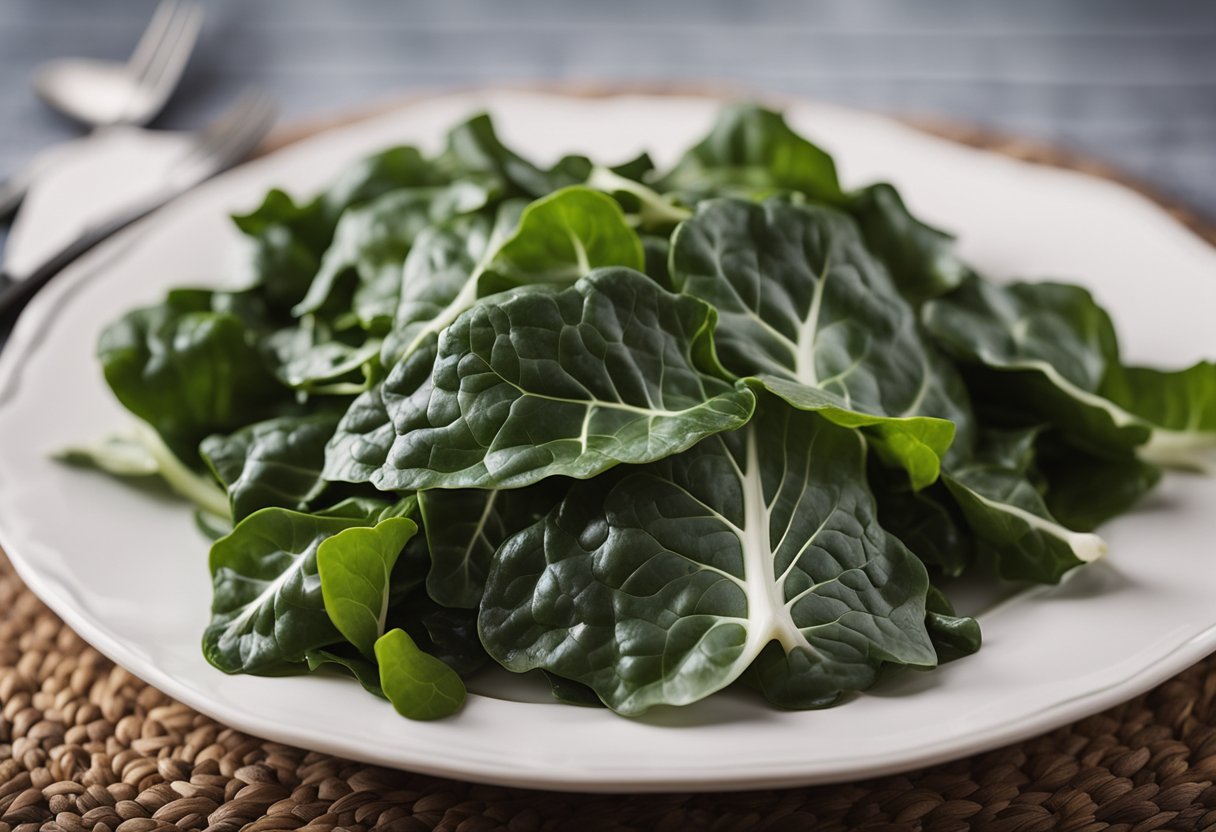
[2, 88, 1215, 793]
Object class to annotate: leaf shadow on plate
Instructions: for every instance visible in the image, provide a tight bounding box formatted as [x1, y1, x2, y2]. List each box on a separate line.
[56, 463, 185, 507]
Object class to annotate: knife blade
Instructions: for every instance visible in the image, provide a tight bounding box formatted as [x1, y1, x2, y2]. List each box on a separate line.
[3, 126, 195, 281]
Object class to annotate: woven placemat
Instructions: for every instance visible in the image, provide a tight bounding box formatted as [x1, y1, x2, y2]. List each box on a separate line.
[3, 107, 1216, 832]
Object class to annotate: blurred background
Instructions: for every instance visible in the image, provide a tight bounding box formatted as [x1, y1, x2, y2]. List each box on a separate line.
[2, 0, 1213, 216]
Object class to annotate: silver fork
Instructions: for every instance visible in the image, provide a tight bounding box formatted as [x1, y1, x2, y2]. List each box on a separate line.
[0, 0, 203, 218]
[34, 0, 203, 128]
[0, 90, 277, 318]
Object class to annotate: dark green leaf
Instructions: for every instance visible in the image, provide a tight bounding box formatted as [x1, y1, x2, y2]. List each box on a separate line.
[1036, 437, 1162, 532]
[660, 104, 844, 203]
[925, 278, 1140, 453]
[390, 597, 488, 676]
[479, 404, 935, 715]
[670, 198, 969, 488]
[263, 319, 380, 393]
[98, 290, 285, 461]
[924, 585, 981, 663]
[943, 428, 1106, 583]
[294, 181, 498, 330]
[375, 268, 755, 491]
[204, 508, 372, 673]
[201, 413, 341, 522]
[847, 183, 968, 304]
[305, 646, 385, 698]
[437, 113, 584, 198]
[322, 383, 398, 484]
[542, 671, 606, 707]
[418, 480, 567, 608]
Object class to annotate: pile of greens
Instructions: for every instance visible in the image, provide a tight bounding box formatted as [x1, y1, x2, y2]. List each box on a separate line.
[77, 105, 1216, 720]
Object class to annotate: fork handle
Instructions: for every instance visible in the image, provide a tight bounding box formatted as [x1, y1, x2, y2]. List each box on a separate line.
[0, 169, 30, 220]
[0, 201, 154, 320]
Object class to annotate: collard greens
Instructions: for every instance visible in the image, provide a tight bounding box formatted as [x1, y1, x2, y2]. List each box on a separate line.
[85, 105, 1215, 720]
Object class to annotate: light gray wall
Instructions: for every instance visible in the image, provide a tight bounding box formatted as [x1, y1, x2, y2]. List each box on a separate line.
[2, 0, 1214, 216]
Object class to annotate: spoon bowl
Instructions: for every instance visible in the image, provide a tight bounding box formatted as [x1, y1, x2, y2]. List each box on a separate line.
[31, 0, 202, 129]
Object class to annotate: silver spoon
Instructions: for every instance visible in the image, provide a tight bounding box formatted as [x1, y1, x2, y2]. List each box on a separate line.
[0, 0, 203, 217]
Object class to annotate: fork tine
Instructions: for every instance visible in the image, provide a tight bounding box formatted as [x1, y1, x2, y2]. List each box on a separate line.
[125, 2, 202, 124]
[125, 0, 182, 78]
[177, 90, 277, 183]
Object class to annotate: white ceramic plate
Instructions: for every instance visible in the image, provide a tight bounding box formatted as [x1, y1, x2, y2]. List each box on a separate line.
[1, 91, 1214, 793]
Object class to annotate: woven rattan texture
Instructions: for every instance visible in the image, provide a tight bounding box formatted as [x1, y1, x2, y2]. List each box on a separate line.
[2, 121, 1216, 832]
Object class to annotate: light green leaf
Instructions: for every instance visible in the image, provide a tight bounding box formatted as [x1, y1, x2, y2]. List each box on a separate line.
[375, 268, 756, 491]
[375, 628, 467, 720]
[317, 516, 419, 658]
[479, 404, 935, 715]
[479, 186, 645, 292]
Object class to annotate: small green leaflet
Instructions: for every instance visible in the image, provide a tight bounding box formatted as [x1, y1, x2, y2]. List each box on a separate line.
[375, 629, 467, 720]
[374, 268, 755, 490]
[479, 404, 935, 715]
[317, 516, 419, 658]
